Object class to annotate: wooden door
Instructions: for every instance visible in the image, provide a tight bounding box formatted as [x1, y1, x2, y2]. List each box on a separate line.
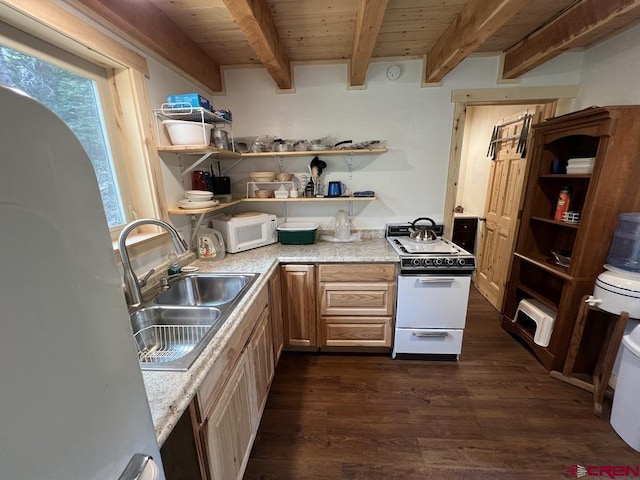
[267, 269, 284, 363]
[280, 264, 317, 348]
[475, 110, 541, 311]
[248, 306, 274, 426]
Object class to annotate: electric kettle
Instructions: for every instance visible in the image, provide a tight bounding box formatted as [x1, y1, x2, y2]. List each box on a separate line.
[334, 210, 351, 240]
[197, 227, 226, 260]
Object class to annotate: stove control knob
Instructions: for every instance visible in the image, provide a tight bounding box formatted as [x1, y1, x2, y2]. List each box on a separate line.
[446, 258, 455, 266]
[412, 258, 421, 267]
[458, 258, 466, 266]
[425, 258, 433, 266]
[434, 258, 443, 266]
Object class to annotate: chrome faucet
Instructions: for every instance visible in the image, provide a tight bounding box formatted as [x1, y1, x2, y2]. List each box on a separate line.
[118, 218, 188, 306]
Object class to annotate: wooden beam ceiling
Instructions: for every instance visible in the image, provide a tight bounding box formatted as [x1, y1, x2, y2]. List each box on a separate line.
[221, 0, 292, 90]
[502, 0, 640, 79]
[71, 0, 222, 92]
[424, 0, 532, 84]
[350, 0, 389, 87]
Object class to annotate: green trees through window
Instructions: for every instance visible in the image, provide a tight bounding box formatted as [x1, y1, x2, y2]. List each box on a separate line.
[0, 45, 125, 228]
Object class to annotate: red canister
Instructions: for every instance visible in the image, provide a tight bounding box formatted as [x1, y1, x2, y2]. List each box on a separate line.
[554, 186, 571, 221]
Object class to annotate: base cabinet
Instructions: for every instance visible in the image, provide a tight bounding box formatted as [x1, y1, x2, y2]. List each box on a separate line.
[166, 284, 275, 480]
[201, 349, 254, 480]
[280, 263, 397, 350]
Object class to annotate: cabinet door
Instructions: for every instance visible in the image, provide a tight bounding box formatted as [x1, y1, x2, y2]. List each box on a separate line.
[268, 268, 284, 363]
[281, 264, 317, 348]
[249, 306, 274, 426]
[201, 350, 254, 480]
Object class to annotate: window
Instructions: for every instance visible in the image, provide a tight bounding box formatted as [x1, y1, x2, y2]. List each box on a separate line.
[0, 43, 127, 228]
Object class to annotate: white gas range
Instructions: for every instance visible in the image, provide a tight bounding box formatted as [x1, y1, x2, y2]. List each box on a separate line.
[386, 221, 476, 359]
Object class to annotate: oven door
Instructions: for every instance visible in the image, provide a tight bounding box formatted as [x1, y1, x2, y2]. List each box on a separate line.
[396, 274, 471, 329]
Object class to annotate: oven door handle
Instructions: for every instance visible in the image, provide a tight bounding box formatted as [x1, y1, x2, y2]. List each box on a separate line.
[417, 277, 456, 284]
[412, 331, 449, 338]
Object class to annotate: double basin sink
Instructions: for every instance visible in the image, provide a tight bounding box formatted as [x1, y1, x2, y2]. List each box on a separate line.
[130, 273, 259, 371]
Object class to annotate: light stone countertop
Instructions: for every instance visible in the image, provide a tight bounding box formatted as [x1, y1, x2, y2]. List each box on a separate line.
[142, 238, 399, 445]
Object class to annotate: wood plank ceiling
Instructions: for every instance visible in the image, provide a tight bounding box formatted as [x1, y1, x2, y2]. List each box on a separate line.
[69, 0, 640, 92]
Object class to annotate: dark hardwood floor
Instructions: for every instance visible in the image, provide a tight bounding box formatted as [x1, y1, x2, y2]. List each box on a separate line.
[244, 287, 640, 479]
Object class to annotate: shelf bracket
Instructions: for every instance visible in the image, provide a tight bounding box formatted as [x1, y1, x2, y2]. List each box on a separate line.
[348, 200, 354, 217]
[273, 155, 285, 172]
[220, 158, 243, 176]
[345, 152, 354, 180]
[281, 202, 289, 222]
[180, 152, 214, 177]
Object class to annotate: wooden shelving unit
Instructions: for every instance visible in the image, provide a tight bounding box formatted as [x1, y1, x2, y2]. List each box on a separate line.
[502, 106, 640, 371]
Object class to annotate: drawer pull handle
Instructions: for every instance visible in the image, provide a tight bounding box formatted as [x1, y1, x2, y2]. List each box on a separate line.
[412, 332, 448, 338]
[418, 277, 456, 284]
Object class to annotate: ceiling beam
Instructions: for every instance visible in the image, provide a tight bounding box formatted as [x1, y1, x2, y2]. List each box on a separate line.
[424, 0, 531, 84]
[503, 0, 640, 79]
[350, 0, 388, 87]
[70, 0, 222, 92]
[221, 0, 291, 90]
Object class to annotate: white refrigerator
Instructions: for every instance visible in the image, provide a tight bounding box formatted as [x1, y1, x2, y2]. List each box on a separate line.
[0, 85, 164, 479]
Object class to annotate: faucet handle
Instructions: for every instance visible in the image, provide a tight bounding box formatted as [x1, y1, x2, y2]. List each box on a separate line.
[137, 268, 155, 288]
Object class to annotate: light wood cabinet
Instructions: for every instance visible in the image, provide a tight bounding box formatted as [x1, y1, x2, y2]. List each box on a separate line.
[502, 106, 640, 371]
[318, 264, 396, 348]
[189, 284, 275, 480]
[200, 349, 254, 480]
[268, 268, 284, 363]
[280, 264, 317, 348]
[248, 306, 274, 426]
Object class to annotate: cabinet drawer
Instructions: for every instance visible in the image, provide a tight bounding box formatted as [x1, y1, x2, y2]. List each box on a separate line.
[320, 316, 393, 347]
[392, 328, 464, 356]
[453, 218, 478, 232]
[320, 282, 395, 316]
[318, 263, 396, 282]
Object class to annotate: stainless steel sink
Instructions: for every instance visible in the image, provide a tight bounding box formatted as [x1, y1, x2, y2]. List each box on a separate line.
[154, 273, 258, 306]
[130, 273, 259, 371]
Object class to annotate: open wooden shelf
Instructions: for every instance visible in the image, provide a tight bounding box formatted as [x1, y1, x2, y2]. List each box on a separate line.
[240, 148, 387, 158]
[158, 145, 241, 158]
[168, 196, 378, 215]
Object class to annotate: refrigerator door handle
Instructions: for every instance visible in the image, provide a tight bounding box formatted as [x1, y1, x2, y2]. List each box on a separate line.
[118, 453, 158, 480]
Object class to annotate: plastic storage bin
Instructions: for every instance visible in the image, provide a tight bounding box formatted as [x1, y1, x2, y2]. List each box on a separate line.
[610, 322, 640, 452]
[607, 212, 640, 273]
[277, 223, 319, 245]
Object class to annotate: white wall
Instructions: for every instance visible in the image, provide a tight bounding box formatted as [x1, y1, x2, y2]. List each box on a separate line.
[575, 22, 640, 108]
[216, 54, 582, 231]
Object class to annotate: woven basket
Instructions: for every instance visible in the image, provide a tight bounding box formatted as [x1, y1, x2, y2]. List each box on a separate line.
[250, 171, 276, 182]
[275, 172, 295, 182]
[254, 189, 274, 198]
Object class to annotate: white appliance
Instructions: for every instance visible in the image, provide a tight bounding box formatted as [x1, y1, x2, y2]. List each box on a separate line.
[386, 222, 476, 359]
[210, 212, 277, 253]
[0, 86, 163, 479]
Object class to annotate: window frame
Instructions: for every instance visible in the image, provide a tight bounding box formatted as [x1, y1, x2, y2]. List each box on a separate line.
[0, 8, 167, 246]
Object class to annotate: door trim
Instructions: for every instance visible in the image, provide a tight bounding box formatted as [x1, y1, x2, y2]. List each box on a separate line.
[443, 85, 578, 239]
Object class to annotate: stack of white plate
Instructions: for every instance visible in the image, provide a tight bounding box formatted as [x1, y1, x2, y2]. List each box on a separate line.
[566, 156, 595, 174]
[178, 190, 219, 209]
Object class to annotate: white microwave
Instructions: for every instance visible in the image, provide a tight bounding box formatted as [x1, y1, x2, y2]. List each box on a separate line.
[210, 212, 277, 253]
